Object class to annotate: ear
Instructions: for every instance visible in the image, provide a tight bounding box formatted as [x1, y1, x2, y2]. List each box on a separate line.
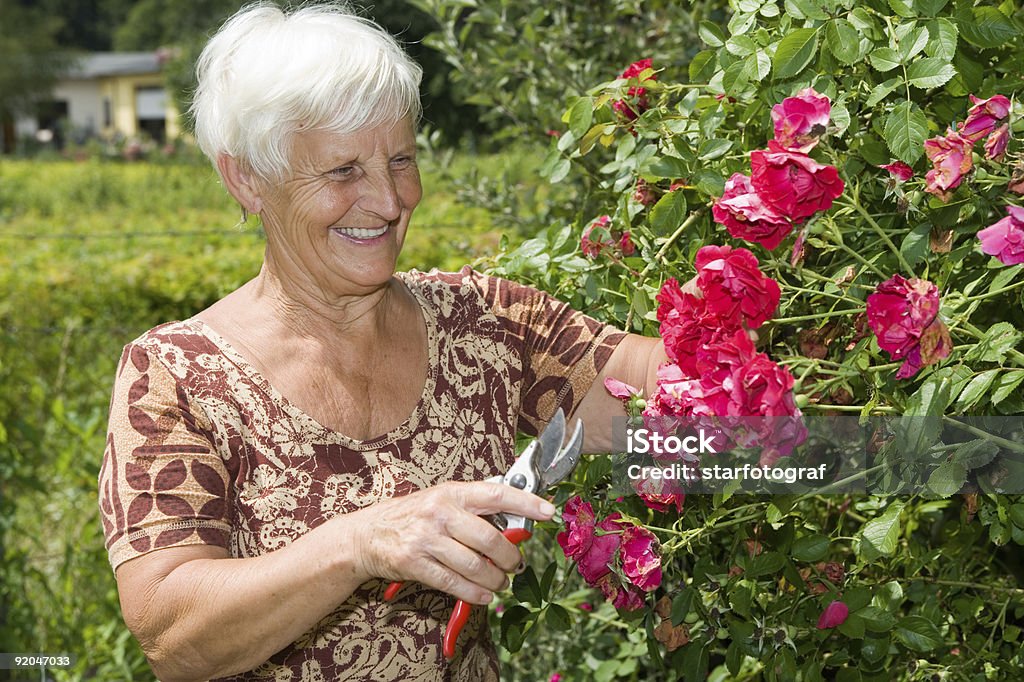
[217, 153, 264, 214]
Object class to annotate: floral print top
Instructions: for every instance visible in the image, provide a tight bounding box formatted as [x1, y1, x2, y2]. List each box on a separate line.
[98, 267, 624, 681]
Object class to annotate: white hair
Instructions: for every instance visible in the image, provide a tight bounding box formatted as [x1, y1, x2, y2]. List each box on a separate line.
[191, 2, 423, 184]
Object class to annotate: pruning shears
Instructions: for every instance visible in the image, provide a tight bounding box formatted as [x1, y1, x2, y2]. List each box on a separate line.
[383, 408, 584, 660]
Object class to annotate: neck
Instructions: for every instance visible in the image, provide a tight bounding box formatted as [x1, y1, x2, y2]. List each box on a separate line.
[250, 261, 398, 340]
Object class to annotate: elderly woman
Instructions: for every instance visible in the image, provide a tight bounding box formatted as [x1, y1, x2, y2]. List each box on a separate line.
[98, 4, 666, 681]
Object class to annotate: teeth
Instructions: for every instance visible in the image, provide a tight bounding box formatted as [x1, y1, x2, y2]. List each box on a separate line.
[334, 226, 388, 239]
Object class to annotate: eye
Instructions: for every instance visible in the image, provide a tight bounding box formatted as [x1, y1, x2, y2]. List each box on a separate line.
[390, 155, 415, 170]
[329, 165, 358, 179]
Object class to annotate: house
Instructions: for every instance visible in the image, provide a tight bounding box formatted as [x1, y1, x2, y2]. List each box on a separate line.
[3, 51, 181, 152]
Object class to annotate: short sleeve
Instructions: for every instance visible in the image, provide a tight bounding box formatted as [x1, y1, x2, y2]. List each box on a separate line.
[98, 342, 232, 570]
[464, 268, 626, 435]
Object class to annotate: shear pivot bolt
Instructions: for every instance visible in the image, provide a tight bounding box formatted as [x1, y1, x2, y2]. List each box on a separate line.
[509, 473, 527, 489]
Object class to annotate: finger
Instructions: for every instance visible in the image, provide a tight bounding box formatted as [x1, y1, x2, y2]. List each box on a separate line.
[432, 538, 509, 596]
[418, 557, 496, 605]
[447, 514, 522, 573]
[454, 481, 556, 520]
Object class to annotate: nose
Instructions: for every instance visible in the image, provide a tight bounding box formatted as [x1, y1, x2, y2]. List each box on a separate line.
[360, 167, 402, 223]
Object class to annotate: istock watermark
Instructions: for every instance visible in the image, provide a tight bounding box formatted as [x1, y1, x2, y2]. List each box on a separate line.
[605, 415, 1024, 497]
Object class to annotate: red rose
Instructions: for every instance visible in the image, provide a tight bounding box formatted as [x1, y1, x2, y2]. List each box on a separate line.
[612, 58, 656, 121]
[581, 215, 614, 258]
[750, 142, 845, 222]
[771, 87, 831, 153]
[817, 600, 849, 629]
[577, 514, 624, 585]
[633, 178, 656, 206]
[880, 161, 914, 182]
[556, 495, 595, 560]
[924, 129, 973, 202]
[695, 245, 781, 329]
[712, 172, 794, 250]
[866, 274, 952, 379]
[984, 124, 1009, 161]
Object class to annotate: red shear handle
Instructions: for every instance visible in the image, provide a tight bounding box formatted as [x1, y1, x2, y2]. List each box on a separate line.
[442, 527, 532, 660]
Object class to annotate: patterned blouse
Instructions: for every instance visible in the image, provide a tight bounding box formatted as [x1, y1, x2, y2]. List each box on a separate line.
[98, 267, 624, 681]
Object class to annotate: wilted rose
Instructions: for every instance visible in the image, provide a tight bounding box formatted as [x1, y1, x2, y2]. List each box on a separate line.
[620, 525, 662, 592]
[816, 600, 849, 629]
[984, 124, 1010, 162]
[924, 129, 974, 202]
[978, 205, 1024, 266]
[633, 178, 656, 206]
[959, 93, 1011, 142]
[712, 173, 794, 250]
[771, 87, 831, 153]
[580, 215, 614, 258]
[750, 142, 845, 222]
[619, 231, 636, 256]
[866, 274, 952, 379]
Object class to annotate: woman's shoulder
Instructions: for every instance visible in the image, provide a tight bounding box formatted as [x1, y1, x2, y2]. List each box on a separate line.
[118, 319, 230, 384]
[398, 266, 538, 308]
[126, 319, 222, 355]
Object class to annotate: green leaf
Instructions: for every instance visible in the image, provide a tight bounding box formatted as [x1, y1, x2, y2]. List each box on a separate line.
[671, 588, 694, 626]
[992, 370, 1024, 406]
[512, 567, 542, 607]
[566, 97, 594, 140]
[693, 169, 726, 198]
[839, 613, 867, 639]
[925, 18, 958, 61]
[964, 322, 1023, 364]
[884, 100, 928, 164]
[915, 0, 948, 16]
[689, 50, 717, 83]
[857, 605, 897, 632]
[744, 551, 786, 578]
[898, 26, 930, 62]
[951, 439, 999, 469]
[698, 138, 733, 161]
[905, 371, 953, 416]
[643, 155, 689, 180]
[699, 20, 726, 47]
[827, 19, 865, 65]
[545, 603, 572, 631]
[773, 28, 819, 80]
[1010, 503, 1024, 528]
[894, 615, 943, 652]
[784, 0, 829, 20]
[650, 189, 688, 234]
[791, 534, 831, 562]
[906, 57, 957, 89]
[900, 223, 932, 266]
[869, 47, 902, 72]
[858, 501, 905, 561]
[540, 562, 557, 599]
[958, 6, 1017, 49]
[745, 50, 772, 82]
[955, 369, 999, 412]
[865, 78, 902, 108]
[888, 0, 916, 18]
[500, 605, 531, 653]
[549, 157, 571, 183]
[928, 460, 967, 497]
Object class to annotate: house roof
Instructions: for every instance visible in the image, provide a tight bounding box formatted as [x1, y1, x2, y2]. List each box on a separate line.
[66, 52, 162, 79]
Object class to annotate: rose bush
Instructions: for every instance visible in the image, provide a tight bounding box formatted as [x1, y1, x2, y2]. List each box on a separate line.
[422, 0, 1024, 679]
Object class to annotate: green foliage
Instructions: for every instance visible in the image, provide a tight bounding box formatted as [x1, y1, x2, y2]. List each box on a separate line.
[429, 0, 1024, 679]
[0, 2, 69, 120]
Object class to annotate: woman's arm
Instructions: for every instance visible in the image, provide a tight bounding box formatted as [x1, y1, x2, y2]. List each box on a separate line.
[116, 482, 554, 682]
[572, 334, 668, 453]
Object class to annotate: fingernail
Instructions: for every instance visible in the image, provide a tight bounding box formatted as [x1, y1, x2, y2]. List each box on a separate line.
[540, 501, 556, 516]
[515, 560, 526, 574]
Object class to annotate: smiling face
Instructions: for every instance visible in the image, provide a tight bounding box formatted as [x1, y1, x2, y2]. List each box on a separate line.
[258, 118, 422, 299]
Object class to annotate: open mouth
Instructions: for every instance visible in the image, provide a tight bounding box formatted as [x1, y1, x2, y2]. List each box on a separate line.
[330, 225, 390, 240]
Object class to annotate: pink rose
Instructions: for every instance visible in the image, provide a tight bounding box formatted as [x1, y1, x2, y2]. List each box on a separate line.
[633, 178, 656, 206]
[620, 526, 662, 592]
[696, 245, 781, 329]
[596, 573, 646, 611]
[712, 173, 794, 251]
[867, 275, 952, 379]
[924, 129, 974, 202]
[750, 142, 845, 222]
[556, 496, 595, 561]
[771, 87, 831, 153]
[619, 231, 636, 256]
[581, 215, 614, 258]
[817, 600, 849, 629]
[577, 514, 623, 585]
[880, 161, 914, 182]
[978, 205, 1024, 265]
[604, 376, 641, 400]
[656, 279, 723, 374]
[612, 58, 656, 121]
[959, 94, 1011, 142]
[984, 124, 1010, 161]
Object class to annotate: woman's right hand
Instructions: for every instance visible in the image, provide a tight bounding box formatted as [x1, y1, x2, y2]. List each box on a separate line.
[349, 481, 556, 604]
